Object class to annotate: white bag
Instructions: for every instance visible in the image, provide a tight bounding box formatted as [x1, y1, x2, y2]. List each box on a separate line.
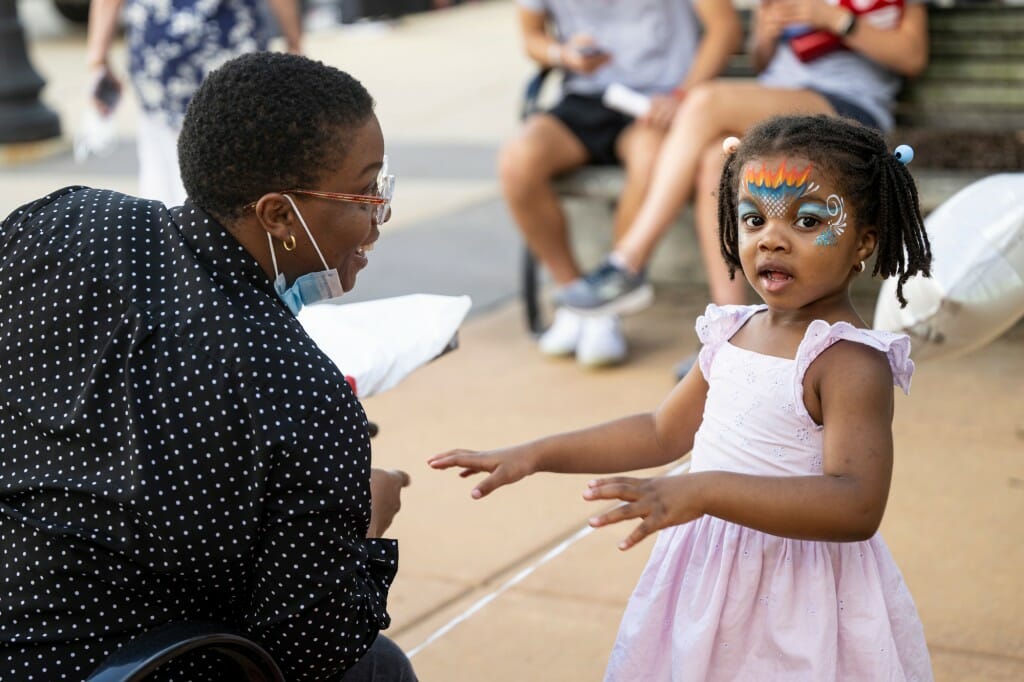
[297, 294, 472, 397]
[873, 173, 1024, 361]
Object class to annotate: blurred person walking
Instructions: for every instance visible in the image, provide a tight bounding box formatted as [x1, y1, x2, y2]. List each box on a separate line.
[85, 0, 303, 206]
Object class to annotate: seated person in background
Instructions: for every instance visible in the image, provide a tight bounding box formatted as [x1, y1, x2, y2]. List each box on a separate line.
[561, 0, 928, 376]
[501, 0, 742, 367]
[0, 53, 415, 681]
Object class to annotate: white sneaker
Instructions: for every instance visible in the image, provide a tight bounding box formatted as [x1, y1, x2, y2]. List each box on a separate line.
[576, 315, 627, 367]
[538, 307, 584, 357]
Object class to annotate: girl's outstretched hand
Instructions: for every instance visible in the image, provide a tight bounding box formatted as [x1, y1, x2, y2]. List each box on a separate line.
[427, 446, 536, 499]
[584, 474, 704, 550]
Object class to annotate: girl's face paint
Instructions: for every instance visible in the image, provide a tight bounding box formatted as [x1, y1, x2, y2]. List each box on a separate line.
[812, 194, 848, 247]
[742, 160, 819, 217]
[736, 154, 871, 311]
[738, 160, 848, 247]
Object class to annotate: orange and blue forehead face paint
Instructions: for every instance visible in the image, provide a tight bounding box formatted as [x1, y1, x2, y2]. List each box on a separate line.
[743, 161, 818, 217]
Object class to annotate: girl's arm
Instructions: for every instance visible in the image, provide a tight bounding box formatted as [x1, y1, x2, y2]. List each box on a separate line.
[587, 342, 896, 549]
[428, 363, 709, 498]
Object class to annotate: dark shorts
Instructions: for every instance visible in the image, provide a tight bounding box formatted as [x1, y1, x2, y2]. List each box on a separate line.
[547, 93, 634, 165]
[816, 90, 883, 130]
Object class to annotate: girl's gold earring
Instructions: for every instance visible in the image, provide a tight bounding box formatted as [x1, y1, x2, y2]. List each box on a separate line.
[282, 234, 297, 251]
[854, 260, 866, 274]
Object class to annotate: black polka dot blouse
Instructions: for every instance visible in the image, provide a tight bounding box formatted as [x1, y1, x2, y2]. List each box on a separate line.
[0, 187, 398, 680]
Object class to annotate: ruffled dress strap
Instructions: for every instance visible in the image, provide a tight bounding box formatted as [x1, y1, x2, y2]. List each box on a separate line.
[696, 304, 766, 379]
[795, 320, 916, 395]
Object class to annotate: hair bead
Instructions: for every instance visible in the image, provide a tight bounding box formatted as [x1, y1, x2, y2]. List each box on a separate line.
[894, 144, 914, 165]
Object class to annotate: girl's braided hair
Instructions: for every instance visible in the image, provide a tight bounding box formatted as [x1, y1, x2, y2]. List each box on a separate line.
[717, 114, 932, 306]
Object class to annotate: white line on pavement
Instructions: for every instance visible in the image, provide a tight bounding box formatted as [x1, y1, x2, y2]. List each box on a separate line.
[407, 458, 692, 659]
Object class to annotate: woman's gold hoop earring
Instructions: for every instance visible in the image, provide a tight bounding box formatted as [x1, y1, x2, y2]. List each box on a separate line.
[854, 260, 866, 274]
[282, 234, 297, 251]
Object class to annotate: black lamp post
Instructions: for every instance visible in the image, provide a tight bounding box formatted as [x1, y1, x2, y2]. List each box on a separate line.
[0, 0, 61, 143]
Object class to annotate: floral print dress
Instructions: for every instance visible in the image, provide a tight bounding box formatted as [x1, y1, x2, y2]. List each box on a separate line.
[124, 0, 268, 128]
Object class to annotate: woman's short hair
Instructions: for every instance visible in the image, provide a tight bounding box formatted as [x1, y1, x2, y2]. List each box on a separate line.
[178, 52, 375, 224]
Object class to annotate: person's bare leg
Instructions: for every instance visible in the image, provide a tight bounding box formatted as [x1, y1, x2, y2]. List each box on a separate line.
[613, 82, 835, 272]
[556, 122, 666, 366]
[498, 114, 590, 286]
[611, 122, 667, 244]
[694, 139, 748, 305]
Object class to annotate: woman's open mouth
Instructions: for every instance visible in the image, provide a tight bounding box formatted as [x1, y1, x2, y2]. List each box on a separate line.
[352, 242, 374, 269]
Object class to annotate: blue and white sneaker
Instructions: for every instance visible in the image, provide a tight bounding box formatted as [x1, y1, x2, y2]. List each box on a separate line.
[557, 258, 654, 317]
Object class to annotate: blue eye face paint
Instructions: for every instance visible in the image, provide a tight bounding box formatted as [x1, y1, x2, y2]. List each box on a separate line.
[796, 202, 831, 221]
[737, 199, 758, 221]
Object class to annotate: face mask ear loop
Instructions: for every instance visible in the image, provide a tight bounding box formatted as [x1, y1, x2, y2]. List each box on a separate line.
[266, 233, 282, 280]
[283, 194, 331, 271]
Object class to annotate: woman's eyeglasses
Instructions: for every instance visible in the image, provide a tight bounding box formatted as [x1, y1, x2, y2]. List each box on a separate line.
[249, 155, 395, 224]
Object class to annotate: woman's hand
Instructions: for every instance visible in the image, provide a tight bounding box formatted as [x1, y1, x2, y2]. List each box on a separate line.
[640, 93, 682, 131]
[755, 0, 789, 44]
[427, 446, 538, 499]
[584, 474, 705, 550]
[367, 468, 411, 538]
[561, 34, 612, 75]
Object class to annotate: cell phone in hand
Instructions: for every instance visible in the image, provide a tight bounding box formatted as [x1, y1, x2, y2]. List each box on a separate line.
[93, 72, 121, 111]
[576, 45, 609, 58]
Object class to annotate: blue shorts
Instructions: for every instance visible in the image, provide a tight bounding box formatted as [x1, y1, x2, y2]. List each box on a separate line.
[816, 90, 883, 130]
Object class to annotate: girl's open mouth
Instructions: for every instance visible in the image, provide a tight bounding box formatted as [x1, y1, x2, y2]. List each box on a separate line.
[759, 269, 793, 292]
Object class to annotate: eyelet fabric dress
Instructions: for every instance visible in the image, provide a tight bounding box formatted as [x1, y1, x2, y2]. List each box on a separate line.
[604, 304, 932, 681]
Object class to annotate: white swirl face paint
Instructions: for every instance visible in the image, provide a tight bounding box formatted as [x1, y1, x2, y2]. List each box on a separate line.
[814, 194, 848, 247]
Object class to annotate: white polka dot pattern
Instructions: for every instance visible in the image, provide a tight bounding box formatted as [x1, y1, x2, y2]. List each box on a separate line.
[0, 187, 398, 680]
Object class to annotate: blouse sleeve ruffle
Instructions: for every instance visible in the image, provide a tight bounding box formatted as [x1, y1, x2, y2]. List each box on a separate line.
[696, 304, 765, 379]
[795, 320, 915, 395]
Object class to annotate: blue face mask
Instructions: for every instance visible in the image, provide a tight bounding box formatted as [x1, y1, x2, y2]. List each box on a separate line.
[268, 195, 345, 316]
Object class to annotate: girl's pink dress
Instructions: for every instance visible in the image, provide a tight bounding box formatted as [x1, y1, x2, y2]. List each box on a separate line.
[605, 304, 933, 681]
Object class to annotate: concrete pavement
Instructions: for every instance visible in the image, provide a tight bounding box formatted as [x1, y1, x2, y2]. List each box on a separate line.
[4, 1, 1024, 679]
[374, 298, 1024, 682]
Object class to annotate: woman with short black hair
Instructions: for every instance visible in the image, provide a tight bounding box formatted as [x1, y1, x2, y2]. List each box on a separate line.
[0, 52, 415, 681]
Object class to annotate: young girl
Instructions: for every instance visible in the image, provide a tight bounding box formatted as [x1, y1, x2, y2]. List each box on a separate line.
[429, 114, 933, 680]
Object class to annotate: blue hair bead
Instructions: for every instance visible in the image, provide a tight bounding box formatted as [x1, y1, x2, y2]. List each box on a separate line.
[894, 144, 914, 165]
